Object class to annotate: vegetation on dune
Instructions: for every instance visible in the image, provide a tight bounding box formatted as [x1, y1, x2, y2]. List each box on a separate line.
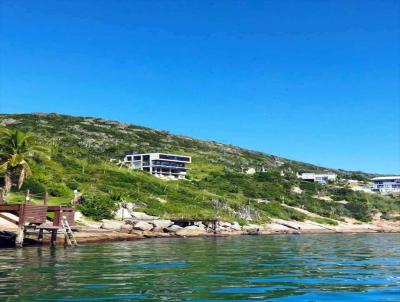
[0, 113, 399, 223]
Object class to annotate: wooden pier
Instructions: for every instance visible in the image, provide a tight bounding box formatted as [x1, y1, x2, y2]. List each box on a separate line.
[0, 203, 77, 247]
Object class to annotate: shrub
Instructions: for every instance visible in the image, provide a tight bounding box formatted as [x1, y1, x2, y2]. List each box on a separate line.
[258, 201, 307, 221]
[47, 183, 71, 197]
[253, 171, 281, 183]
[345, 200, 373, 222]
[78, 192, 117, 221]
[21, 178, 47, 195]
[299, 181, 320, 193]
[66, 180, 79, 190]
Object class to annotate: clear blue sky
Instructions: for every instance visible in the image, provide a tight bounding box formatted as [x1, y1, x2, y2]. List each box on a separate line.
[0, 0, 399, 174]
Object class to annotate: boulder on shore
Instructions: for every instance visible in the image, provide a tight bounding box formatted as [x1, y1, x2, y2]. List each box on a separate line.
[120, 224, 133, 232]
[114, 208, 133, 220]
[219, 221, 232, 228]
[176, 225, 207, 237]
[130, 212, 158, 220]
[165, 225, 183, 233]
[100, 220, 125, 230]
[231, 221, 242, 231]
[150, 220, 173, 232]
[74, 211, 83, 221]
[132, 221, 154, 231]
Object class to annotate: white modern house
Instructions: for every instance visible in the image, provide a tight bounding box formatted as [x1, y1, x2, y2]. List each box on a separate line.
[122, 152, 191, 180]
[298, 172, 337, 185]
[371, 176, 400, 194]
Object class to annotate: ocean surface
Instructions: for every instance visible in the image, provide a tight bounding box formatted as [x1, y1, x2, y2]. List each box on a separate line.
[0, 234, 399, 301]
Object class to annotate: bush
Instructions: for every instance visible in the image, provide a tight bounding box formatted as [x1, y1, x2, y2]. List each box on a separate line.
[258, 201, 307, 221]
[47, 183, 71, 197]
[78, 192, 117, 221]
[66, 180, 79, 190]
[299, 181, 320, 193]
[253, 171, 281, 183]
[345, 200, 373, 222]
[21, 178, 47, 195]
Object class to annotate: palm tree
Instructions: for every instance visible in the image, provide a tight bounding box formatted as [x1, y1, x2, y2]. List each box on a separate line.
[0, 128, 49, 193]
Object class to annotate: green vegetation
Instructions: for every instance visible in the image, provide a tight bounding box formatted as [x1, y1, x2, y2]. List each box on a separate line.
[0, 113, 399, 223]
[0, 128, 49, 193]
[78, 192, 117, 221]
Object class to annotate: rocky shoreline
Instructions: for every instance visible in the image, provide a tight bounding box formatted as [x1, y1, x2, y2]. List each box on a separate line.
[1, 212, 399, 247]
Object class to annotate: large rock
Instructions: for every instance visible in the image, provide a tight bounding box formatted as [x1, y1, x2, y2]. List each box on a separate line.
[130, 212, 158, 220]
[120, 224, 133, 232]
[114, 207, 133, 220]
[231, 221, 242, 231]
[114, 202, 155, 220]
[100, 220, 125, 230]
[132, 221, 154, 231]
[165, 225, 183, 233]
[194, 222, 206, 229]
[150, 220, 173, 232]
[218, 221, 232, 231]
[74, 211, 83, 221]
[176, 225, 207, 237]
[219, 221, 232, 228]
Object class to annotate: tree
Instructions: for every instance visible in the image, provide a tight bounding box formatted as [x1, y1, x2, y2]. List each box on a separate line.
[0, 128, 49, 193]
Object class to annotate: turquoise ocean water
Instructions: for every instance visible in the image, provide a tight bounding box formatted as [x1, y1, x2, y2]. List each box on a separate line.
[0, 234, 399, 301]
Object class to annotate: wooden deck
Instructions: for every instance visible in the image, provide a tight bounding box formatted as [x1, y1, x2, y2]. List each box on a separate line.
[0, 204, 76, 247]
[0, 204, 75, 225]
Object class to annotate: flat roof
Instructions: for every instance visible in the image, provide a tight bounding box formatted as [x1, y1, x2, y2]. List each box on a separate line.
[371, 176, 400, 181]
[125, 152, 191, 158]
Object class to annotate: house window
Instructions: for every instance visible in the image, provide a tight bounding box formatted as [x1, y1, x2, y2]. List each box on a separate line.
[159, 154, 190, 162]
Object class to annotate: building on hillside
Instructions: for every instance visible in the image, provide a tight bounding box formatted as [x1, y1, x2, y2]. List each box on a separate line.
[297, 172, 337, 185]
[122, 152, 191, 180]
[371, 176, 400, 194]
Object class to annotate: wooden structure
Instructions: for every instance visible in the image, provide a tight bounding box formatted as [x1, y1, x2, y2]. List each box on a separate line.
[0, 203, 77, 247]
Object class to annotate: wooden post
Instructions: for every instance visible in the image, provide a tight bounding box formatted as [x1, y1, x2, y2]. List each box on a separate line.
[0, 189, 3, 205]
[50, 230, 57, 247]
[15, 226, 24, 248]
[44, 192, 49, 206]
[53, 207, 61, 227]
[18, 203, 25, 226]
[25, 190, 30, 203]
[38, 229, 44, 242]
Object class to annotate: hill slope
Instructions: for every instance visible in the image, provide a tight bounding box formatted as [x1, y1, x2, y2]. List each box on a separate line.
[1, 113, 399, 223]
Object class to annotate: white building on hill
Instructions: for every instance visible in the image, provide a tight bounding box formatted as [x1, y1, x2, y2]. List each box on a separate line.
[122, 152, 191, 180]
[371, 176, 400, 194]
[298, 172, 337, 185]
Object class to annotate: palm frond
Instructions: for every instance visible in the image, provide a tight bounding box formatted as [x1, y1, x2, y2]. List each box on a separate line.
[0, 128, 42, 192]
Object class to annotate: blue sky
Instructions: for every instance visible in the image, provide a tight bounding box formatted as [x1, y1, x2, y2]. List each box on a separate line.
[0, 0, 399, 174]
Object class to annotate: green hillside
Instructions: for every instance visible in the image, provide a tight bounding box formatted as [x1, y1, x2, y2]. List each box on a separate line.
[1, 113, 399, 223]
